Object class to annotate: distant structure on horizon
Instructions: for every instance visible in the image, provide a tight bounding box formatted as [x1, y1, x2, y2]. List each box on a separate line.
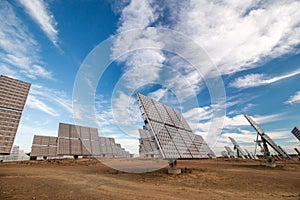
[228, 137, 248, 159]
[0, 75, 31, 155]
[0, 145, 29, 161]
[244, 114, 291, 161]
[291, 126, 300, 142]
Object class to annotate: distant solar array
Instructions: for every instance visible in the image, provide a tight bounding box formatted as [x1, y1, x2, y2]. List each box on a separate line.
[294, 148, 300, 160]
[228, 137, 248, 159]
[0, 75, 30, 155]
[291, 126, 300, 141]
[221, 150, 228, 158]
[224, 146, 235, 158]
[244, 114, 291, 160]
[137, 93, 215, 159]
[30, 123, 130, 158]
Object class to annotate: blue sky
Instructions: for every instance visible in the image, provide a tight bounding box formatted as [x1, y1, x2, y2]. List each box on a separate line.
[0, 0, 299, 156]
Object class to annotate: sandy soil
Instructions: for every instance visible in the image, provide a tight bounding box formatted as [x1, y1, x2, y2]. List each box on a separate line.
[0, 158, 299, 200]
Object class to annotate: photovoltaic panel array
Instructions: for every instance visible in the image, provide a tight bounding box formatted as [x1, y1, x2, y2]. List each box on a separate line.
[57, 123, 130, 158]
[0, 75, 30, 155]
[291, 126, 300, 141]
[138, 128, 161, 158]
[228, 137, 248, 159]
[58, 123, 99, 156]
[224, 146, 235, 158]
[31, 135, 58, 157]
[244, 114, 291, 160]
[137, 93, 215, 159]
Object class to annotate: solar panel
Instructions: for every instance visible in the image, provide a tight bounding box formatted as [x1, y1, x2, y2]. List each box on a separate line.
[91, 140, 101, 156]
[137, 93, 214, 159]
[70, 139, 82, 155]
[224, 146, 235, 158]
[99, 136, 108, 156]
[48, 146, 57, 157]
[56, 122, 130, 158]
[82, 139, 92, 156]
[58, 123, 70, 138]
[31, 135, 58, 157]
[138, 129, 159, 157]
[291, 126, 300, 141]
[90, 128, 99, 140]
[180, 130, 200, 158]
[228, 137, 248, 158]
[48, 137, 57, 146]
[80, 126, 90, 139]
[40, 136, 50, 145]
[58, 123, 94, 156]
[105, 137, 113, 156]
[244, 149, 255, 159]
[0, 75, 31, 111]
[221, 150, 228, 157]
[244, 114, 291, 160]
[294, 148, 300, 159]
[32, 135, 43, 145]
[70, 125, 80, 138]
[0, 76, 30, 155]
[58, 138, 70, 155]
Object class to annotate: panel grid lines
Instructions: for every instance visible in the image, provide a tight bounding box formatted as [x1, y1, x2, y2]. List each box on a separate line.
[137, 93, 214, 159]
[54, 123, 130, 158]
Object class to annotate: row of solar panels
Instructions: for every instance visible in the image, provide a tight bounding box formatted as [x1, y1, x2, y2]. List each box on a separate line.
[137, 93, 215, 159]
[31, 135, 130, 158]
[58, 123, 99, 140]
[221, 144, 257, 159]
[30, 123, 130, 158]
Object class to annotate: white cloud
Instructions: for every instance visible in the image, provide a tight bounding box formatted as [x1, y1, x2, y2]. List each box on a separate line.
[111, 1, 300, 105]
[26, 84, 72, 117]
[184, 105, 283, 139]
[175, 0, 300, 74]
[285, 91, 300, 104]
[27, 95, 58, 117]
[19, 0, 59, 47]
[0, 64, 17, 77]
[30, 84, 72, 114]
[230, 69, 300, 88]
[111, 0, 169, 95]
[112, 92, 143, 129]
[117, 0, 158, 32]
[0, 1, 53, 80]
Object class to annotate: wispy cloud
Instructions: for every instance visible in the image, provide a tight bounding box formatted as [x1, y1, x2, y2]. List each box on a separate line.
[0, 1, 53, 80]
[19, 0, 59, 47]
[30, 84, 72, 113]
[285, 91, 300, 105]
[112, 0, 165, 90]
[174, 1, 300, 74]
[110, 0, 300, 104]
[184, 105, 283, 138]
[27, 95, 58, 117]
[230, 69, 300, 89]
[26, 84, 72, 117]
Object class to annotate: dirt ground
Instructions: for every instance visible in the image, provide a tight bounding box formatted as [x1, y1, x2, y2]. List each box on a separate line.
[0, 158, 299, 200]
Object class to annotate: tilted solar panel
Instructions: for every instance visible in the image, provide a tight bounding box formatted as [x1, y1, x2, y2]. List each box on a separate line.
[137, 93, 214, 159]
